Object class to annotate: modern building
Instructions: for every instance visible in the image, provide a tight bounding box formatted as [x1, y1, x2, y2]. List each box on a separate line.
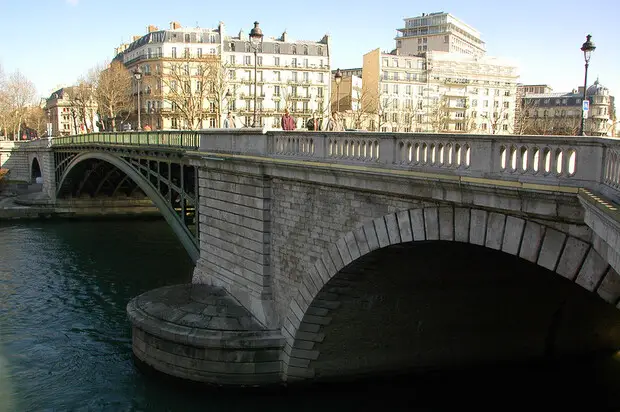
[113, 21, 332, 130]
[361, 48, 519, 134]
[517, 80, 616, 136]
[395, 12, 486, 57]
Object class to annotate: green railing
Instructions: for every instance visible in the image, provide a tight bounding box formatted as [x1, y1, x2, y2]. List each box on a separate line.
[51, 131, 200, 150]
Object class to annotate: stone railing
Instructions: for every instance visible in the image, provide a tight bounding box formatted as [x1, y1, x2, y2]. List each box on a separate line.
[34, 129, 620, 204]
[198, 130, 620, 204]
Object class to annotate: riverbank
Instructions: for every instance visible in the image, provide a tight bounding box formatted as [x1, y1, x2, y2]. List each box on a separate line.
[0, 183, 162, 220]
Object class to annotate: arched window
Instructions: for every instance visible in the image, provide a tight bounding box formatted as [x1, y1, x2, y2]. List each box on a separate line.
[317, 46, 323, 56]
[291, 45, 297, 55]
[230, 42, 235, 52]
[303, 45, 308, 55]
[274, 44, 280, 53]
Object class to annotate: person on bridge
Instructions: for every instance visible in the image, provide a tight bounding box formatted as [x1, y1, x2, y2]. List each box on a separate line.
[223, 112, 237, 128]
[281, 109, 296, 131]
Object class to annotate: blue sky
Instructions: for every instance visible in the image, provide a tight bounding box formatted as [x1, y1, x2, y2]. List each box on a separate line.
[1, 0, 619, 102]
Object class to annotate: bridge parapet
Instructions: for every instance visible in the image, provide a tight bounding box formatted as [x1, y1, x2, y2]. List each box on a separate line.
[47, 130, 620, 204]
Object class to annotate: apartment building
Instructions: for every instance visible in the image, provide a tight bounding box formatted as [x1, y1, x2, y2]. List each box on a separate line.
[222, 28, 332, 128]
[517, 80, 616, 136]
[395, 12, 486, 57]
[330, 68, 362, 115]
[45, 87, 99, 136]
[361, 48, 519, 134]
[114, 21, 331, 130]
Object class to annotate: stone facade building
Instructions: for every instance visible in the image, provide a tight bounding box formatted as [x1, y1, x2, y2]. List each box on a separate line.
[517, 80, 616, 137]
[113, 21, 332, 130]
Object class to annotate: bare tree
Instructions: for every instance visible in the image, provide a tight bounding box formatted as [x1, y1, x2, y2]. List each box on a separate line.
[207, 62, 233, 127]
[95, 61, 132, 131]
[25, 106, 48, 137]
[427, 96, 450, 133]
[67, 79, 97, 133]
[158, 54, 220, 130]
[2, 71, 36, 139]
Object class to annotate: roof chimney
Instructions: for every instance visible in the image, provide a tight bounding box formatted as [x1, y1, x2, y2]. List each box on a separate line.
[132, 35, 141, 41]
[170, 21, 182, 30]
[282, 30, 288, 42]
[147, 25, 159, 33]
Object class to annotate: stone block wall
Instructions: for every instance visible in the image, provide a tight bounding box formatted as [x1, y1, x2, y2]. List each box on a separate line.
[269, 178, 439, 324]
[0, 142, 29, 182]
[193, 169, 276, 327]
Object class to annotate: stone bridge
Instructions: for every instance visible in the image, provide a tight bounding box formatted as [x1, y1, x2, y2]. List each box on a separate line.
[4, 130, 620, 386]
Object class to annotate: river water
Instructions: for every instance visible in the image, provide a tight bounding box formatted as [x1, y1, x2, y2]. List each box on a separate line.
[2, 219, 620, 411]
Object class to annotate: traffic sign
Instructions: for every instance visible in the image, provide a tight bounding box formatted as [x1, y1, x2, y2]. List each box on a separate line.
[583, 100, 589, 112]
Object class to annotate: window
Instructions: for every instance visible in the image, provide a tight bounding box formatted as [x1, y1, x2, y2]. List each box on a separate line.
[274, 71, 281, 81]
[257, 56, 263, 66]
[392, 58, 398, 67]
[505, 90, 510, 96]
[303, 72, 309, 82]
[274, 44, 280, 53]
[274, 56, 280, 66]
[274, 85, 280, 96]
[394, 72, 399, 81]
[292, 72, 298, 82]
[185, 34, 191, 43]
[318, 73, 324, 83]
[406, 85, 412, 95]
[291, 45, 297, 54]
[244, 55, 251, 65]
[197, 48, 202, 57]
[444, 35, 449, 43]
[417, 100, 423, 109]
[472, 99, 478, 107]
[171, 47, 177, 58]
[503, 102, 509, 108]
[407, 60, 412, 68]
[303, 45, 308, 55]
[502, 124, 508, 131]
[484, 100, 489, 108]
[231, 43, 236, 52]
[392, 113, 398, 122]
[291, 58, 297, 67]
[393, 84, 398, 94]
[230, 55, 236, 65]
[318, 46, 323, 56]
[184, 47, 190, 58]
[382, 84, 388, 93]
[304, 58, 309, 67]
[383, 58, 389, 67]
[245, 43, 251, 52]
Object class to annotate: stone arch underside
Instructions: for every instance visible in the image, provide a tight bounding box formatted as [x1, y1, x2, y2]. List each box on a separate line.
[56, 152, 199, 262]
[281, 206, 620, 382]
[30, 155, 42, 183]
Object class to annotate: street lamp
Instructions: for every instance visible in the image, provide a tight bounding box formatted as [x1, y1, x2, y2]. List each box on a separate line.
[249, 21, 263, 127]
[334, 68, 343, 113]
[133, 67, 143, 131]
[579, 34, 595, 136]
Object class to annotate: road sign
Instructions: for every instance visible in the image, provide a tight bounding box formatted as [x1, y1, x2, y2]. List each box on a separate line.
[583, 100, 589, 112]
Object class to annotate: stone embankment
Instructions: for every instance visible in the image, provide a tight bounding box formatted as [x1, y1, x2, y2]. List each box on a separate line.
[0, 183, 160, 220]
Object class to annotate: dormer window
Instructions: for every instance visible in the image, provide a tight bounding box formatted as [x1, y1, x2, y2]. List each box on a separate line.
[231, 42, 235, 52]
[275, 44, 280, 53]
[291, 45, 297, 55]
[303, 45, 308, 55]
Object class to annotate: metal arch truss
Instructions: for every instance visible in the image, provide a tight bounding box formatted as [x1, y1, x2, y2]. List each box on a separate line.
[53, 146, 200, 261]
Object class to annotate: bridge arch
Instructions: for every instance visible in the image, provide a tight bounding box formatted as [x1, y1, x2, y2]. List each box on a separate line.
[56, 152, 199, 262]
[281, 206, 620, 381]
[30, 156, 42, 183]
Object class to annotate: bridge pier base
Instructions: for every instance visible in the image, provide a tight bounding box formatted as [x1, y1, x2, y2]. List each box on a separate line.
[126, 284, 284, 386]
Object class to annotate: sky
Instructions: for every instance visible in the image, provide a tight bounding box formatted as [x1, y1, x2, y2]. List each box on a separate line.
[1, 0, 619, 101]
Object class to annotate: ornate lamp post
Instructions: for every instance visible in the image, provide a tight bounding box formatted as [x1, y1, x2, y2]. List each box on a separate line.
[334, 68, 343, 113]
[249, 21, 263, 127]
[579, 34, 595, 136]
[133, 67, 143, 131]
